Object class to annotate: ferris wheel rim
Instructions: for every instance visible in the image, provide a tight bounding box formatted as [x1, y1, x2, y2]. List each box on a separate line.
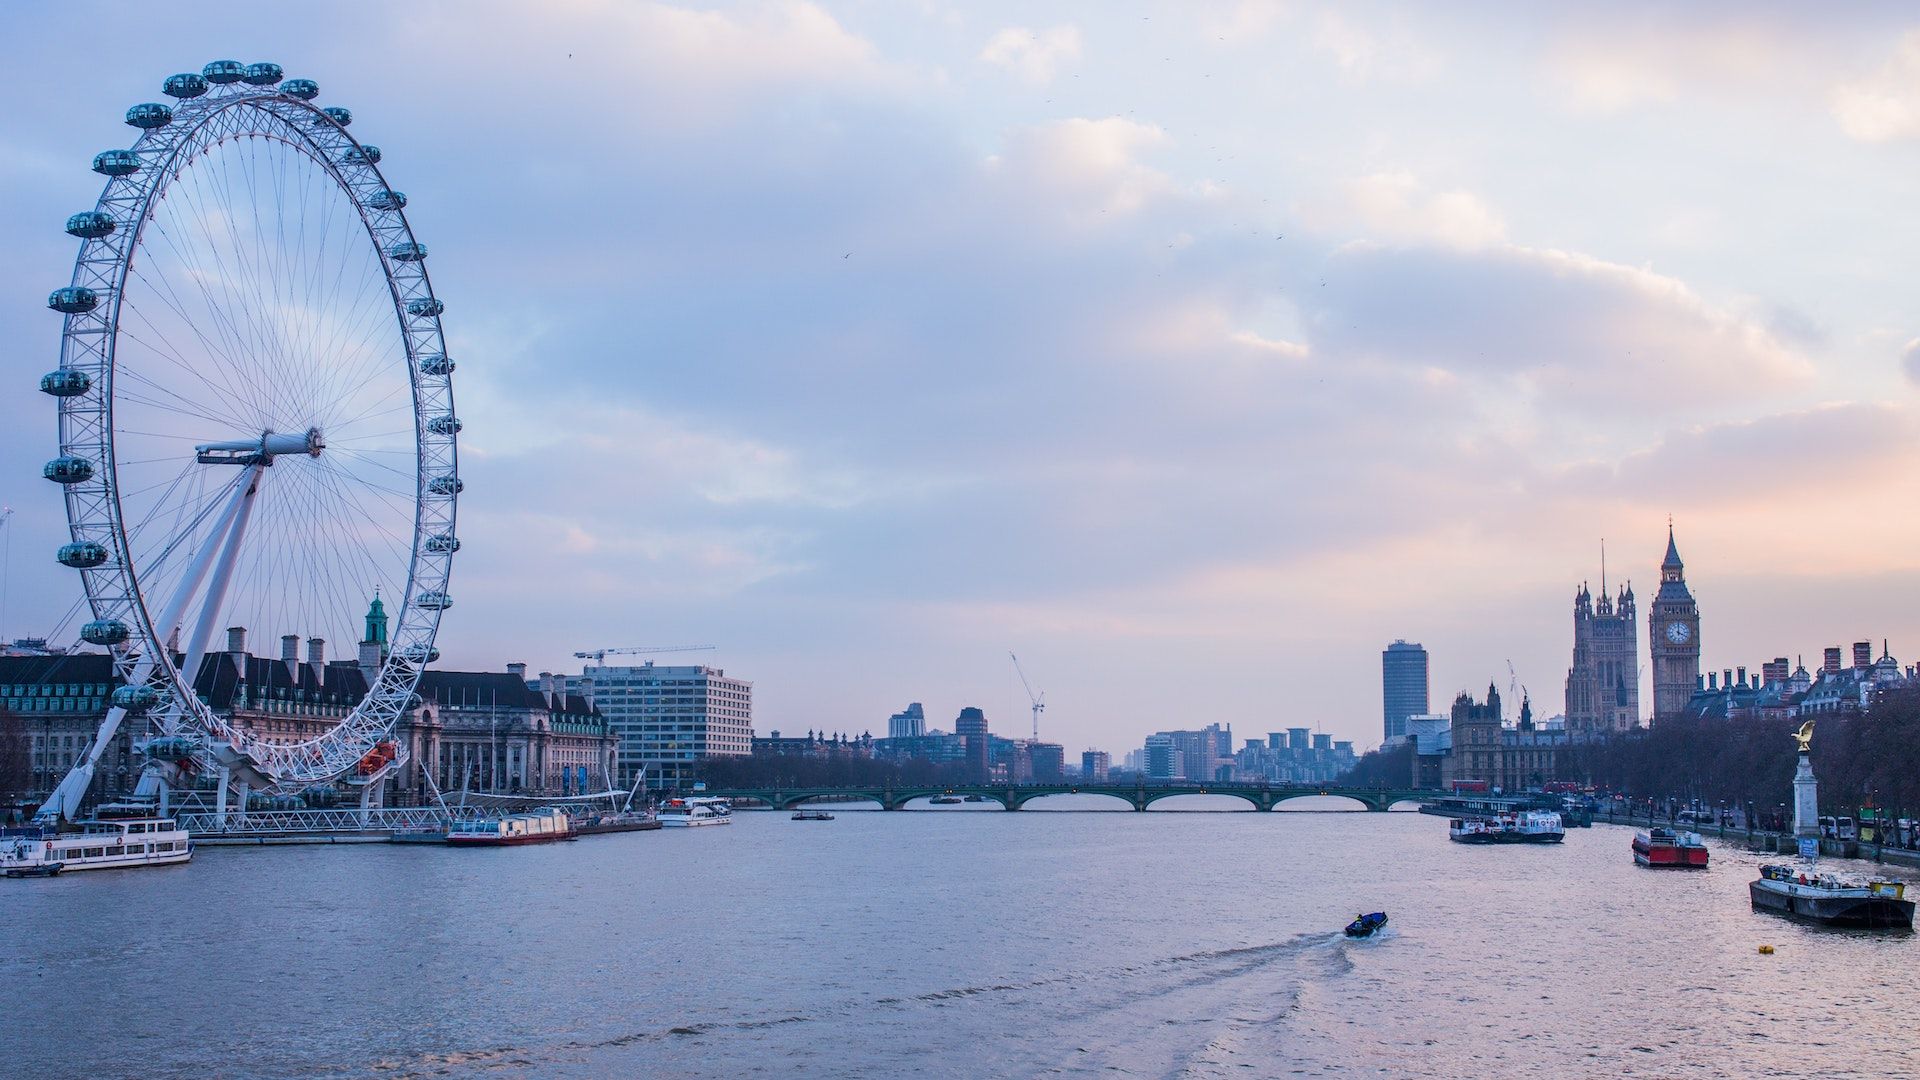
[47, 67, 459, 793]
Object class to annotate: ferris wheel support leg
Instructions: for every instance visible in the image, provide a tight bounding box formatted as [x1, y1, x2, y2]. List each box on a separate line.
[178, 465, 265, 702]
[214, 766, 230, 829]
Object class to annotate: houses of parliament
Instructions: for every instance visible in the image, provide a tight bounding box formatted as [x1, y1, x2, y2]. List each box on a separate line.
[1564, 527, 1701, 732]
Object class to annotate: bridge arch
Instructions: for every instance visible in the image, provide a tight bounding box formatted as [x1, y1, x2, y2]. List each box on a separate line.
[1014, 790, 1137, 812]
[1386, 798, 1425, 812]
[1271, 792, 1376, 812]
[788, 793, 883, 810]
[1141, 790, 1265, 811]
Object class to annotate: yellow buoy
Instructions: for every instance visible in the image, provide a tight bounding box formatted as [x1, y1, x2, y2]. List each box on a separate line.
[1758, 944, 1775, 955]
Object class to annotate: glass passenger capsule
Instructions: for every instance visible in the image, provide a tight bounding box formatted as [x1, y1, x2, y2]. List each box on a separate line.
[425, 533, 461, 554]
[202, 60, 246, 84]
[414, 590, 452, 611]
[43, 456, 95, 484]
[341, 143, 381, 165]
[125, 103, 173, 129]
[40, 368, 92, 397]
[320, 106, 352, 127]
[427, 475, 463, 496]
[368, 189, 407, 211]
[418, 354, 454, 376]
[48, 287, 99, 314]
[93, 149, 140, 176]
[243, 62, 283, 85]
[57, 541, 109, 569]
[80, 619, 130, 646]
[142, 736, 196, 761]
[427, 415, 462, 436]
[407, 297, 444, 317]
[163, 73, 208, 99]
[388, 240, 427, 261]
[65, 211, 116, 239]
[397, 644, 440, 664]
[112, 685, 159, 713]
[282, 78, 319, 100]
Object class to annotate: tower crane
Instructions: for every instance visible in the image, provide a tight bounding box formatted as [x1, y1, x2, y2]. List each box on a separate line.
[573, 644, 716, 662]
[1010, 651, 1045, 742]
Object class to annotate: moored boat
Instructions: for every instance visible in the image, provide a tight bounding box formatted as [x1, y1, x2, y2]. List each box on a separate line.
[1749, 864, 1915, 928]
[0, 809, 191, 874]
[446, 806, 574, 846]
[1634, 828, 1709, 868]
[928, 796, 963, 805]
[1448, 810, 1564, 845]
[791, 810, 834, 821]
[658, 796, 733, 826]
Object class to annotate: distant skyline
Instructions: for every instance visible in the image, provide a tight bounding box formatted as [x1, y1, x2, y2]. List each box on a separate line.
[8, 3, 1920, 754]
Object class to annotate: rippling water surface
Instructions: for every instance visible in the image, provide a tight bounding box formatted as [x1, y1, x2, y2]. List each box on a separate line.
[6, 800, 1918, 1079]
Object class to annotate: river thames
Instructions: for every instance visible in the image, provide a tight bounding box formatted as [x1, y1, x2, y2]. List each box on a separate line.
[5, 802, 1917, 1078]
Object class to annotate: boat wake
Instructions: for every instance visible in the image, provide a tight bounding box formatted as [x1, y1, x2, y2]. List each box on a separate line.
[351, 933, 1366, 1079]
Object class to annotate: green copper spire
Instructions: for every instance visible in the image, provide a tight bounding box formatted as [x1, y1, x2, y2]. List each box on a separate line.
[363, 588, 389, 648]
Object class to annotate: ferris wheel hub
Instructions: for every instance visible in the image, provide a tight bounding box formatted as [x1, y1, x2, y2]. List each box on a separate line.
[194, 426, 324, 465]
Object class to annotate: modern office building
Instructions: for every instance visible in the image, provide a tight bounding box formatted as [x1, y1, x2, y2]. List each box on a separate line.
[1143, 734, 1181, 780]
[955, 707, 990, 780]
[1081, 749, 1110, 781]
[570, 661, 752, 791]
[887, 702, 926, 740]
[1382, 640, 1429, 743]
[1028, 742, 1065, 781]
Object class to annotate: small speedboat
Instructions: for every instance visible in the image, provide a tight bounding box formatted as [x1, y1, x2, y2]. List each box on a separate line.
[4, 862, 63, 878]
[1344, 911, 1388, 938]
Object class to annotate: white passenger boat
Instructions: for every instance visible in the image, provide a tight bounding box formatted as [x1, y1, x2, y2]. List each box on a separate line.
[1, 806, 191, 875]
[446, 806, 575, 846]
[659, 796, 733, 826]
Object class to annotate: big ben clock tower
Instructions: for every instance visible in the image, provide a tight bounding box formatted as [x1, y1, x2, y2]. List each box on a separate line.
[1649, 525, 1700, 722]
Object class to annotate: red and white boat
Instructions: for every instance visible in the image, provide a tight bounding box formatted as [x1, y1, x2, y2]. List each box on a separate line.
[1633, 827, 1708, 868]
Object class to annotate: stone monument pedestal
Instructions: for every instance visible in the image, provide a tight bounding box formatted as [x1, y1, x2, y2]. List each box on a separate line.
[1792, 750, 1820, 860]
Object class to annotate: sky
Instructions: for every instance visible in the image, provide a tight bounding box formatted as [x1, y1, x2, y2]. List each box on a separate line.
[6, 1, 1920, 757]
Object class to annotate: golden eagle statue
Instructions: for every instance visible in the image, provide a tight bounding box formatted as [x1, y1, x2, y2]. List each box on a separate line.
[1791, 720, 1814, 754]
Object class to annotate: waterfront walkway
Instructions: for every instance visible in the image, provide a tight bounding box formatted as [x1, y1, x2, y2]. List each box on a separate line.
[1597, 807, 1920, 869]
[700, 781, 1432, 812]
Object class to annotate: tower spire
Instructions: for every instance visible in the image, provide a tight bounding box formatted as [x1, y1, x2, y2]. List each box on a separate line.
[1600, 538, 1607, 598]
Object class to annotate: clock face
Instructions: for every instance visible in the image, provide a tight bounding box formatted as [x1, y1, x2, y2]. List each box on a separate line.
[1666, 622, 1692, 645]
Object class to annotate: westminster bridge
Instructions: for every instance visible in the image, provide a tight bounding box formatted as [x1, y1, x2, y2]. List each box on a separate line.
[699, 781, 1436, 813]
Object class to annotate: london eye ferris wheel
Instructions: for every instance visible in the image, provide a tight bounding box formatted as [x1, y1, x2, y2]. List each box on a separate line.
[37, 60, 459, 820]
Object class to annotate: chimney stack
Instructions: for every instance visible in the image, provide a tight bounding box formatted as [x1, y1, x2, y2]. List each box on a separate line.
[281, 634, 300, 663]
[1823, 647, 1842, 675]
[307, 637, 325, 665]
[227, 626, 247, 655]
[1708, 672, 1718, 690]
[539, 671, 557, 703]
[1737, 666, 1747, 688]
[1853, 641, 1872, 669]
[507, 662, 527, 680]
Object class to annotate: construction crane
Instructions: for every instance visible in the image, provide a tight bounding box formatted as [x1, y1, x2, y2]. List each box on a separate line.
[573, 644, 716, 662]
[1010, 651, 1045, 742]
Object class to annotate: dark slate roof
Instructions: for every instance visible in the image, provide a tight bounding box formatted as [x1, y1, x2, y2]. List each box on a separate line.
[187, 653, 370, 709]
[415, 671, 601, 718]
[0, 652, 117, 686]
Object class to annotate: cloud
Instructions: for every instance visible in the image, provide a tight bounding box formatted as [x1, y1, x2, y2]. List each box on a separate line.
[978, 25, 1083, 85]
[1831, 31, 1920, 141]
[1904, 339, 1920, 385]
[988, 116, 1172, 218]
[1547, 17, 1810, 113]
[1309, 239, 1816, 413]
[1316, 171, 1507, 249]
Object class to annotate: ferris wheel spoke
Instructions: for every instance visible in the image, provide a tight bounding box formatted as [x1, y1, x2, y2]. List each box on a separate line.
[120, 267, 270, 425]
[151, 178, 282, 417]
